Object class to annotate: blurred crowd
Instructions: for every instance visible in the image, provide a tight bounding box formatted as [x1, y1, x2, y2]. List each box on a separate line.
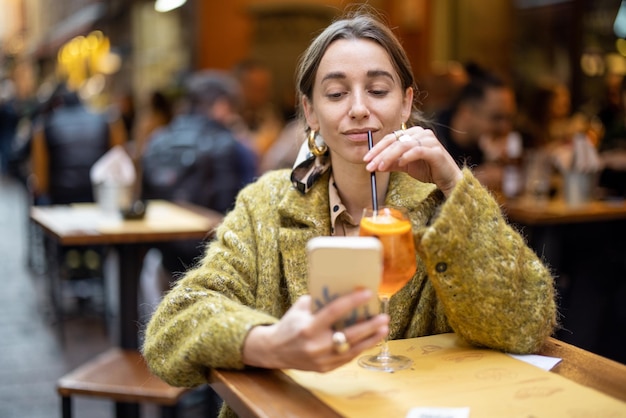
[2, 57, 626, 255]
[4, 59, 626, 210]
[422, 61, 626, 202]
[0, 58, 302, 196]
[0, 58, 307, 324]
[2, 56, 626, 363]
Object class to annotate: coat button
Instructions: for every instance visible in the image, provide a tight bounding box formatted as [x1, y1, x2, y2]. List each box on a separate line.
[435, 262, 447, 273]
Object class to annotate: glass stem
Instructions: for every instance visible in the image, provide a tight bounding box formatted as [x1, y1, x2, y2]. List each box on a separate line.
[379, 296, 391, 359]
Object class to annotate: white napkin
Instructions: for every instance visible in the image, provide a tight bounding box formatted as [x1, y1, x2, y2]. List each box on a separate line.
[406, 407, 470, 418]
[90, 145, 136, 186]
[507, 353, 562, 370]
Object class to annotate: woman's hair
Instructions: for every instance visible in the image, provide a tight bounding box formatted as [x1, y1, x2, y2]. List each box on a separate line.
[295, 9, 426, 132]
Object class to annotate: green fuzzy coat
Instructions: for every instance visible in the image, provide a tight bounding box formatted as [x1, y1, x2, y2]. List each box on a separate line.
[143, 168, 557, 417]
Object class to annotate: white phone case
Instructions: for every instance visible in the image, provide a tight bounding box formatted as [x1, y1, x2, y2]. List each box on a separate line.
[306, 236, 382, 329]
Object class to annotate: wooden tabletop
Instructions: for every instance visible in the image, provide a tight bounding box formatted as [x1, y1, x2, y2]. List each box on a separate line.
[501, 196, 626, 225]
[30, 199, 223, 245]
[208, 337, 626, 418]
[539, 337, 626, 403]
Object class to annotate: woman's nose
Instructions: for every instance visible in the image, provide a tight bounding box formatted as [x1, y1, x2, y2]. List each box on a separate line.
[348, 92, 370, 119]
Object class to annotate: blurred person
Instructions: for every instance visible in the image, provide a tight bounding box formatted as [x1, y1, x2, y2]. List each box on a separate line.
[1, 61, 39, 184]
[30, 82, 126, 205]
[520, 80, 575, 150]
[420, 60, 469, 116]
[0, 78, 19, 178]
[258, 85, 304, 174]
[596, 71, 624, 136]
[258, 119, 306, 173]
[29, 81, 127, 304]
[141, 70, 257, 277]
[433, 63, 517, 192]
[521, 79, 603, 150]
[597, 75, 626, 198]
[142, 11, 557, 416]
[232, 58, 284, 158]
[130, 90, 175, 161]
[113, 90, 136, 139]
[519, 80, 602, 197]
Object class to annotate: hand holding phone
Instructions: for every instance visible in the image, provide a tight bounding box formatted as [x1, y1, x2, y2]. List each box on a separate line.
[307, 236, 382, 329]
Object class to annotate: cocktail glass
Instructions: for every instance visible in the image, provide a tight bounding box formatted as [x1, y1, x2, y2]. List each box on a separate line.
[358, 206, 417, 372]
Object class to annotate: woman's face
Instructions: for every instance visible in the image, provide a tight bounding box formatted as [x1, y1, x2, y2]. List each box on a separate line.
[549, 84, 571, 119]
[303, 38, 413, 166]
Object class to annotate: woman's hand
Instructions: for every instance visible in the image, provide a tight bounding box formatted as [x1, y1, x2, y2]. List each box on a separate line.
[242, 290, 389, 372]
[363, 126, 463, 197]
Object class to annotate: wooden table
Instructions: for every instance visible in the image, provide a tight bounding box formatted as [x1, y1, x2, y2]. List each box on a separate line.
[502, 196, 626, 226]
[208, 336, 626, 418]
[30, 200, 223, 418]
[31, 199, 222, 348]
[501, 196, 626, 361]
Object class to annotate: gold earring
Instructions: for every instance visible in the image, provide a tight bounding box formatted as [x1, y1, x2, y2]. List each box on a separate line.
[308, 129, 327, 156]
[401, 122, 407, 131]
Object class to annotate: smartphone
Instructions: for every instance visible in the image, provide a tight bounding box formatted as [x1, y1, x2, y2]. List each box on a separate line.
[306, 236, 382, 329]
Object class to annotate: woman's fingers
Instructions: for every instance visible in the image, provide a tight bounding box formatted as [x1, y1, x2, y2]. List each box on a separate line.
[364, 127, 462, 196]
[310, 288, 376, 332]
[364, 127, 434, 170]
[342, 313, 389, 353]
[245, 291, 389, 372]
[308, 314, 390, 372]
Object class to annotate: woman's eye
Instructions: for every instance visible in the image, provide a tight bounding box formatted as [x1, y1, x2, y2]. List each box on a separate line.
[326, 91, 344, 100]
[370, 89, 389, 97]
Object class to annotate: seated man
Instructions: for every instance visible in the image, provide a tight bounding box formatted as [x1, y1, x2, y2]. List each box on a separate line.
[433, 63, 518, 193]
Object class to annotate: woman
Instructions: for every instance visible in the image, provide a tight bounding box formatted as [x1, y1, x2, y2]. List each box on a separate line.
[143, 10, 557, 415]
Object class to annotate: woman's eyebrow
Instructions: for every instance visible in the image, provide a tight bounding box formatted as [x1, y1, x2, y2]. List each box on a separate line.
[320, 69, 394, 83]
[367, 69, 394, 80]
[321, 71, 346, 83]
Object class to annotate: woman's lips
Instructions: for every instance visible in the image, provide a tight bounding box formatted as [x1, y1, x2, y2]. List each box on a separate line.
[345, 130, 375, 142]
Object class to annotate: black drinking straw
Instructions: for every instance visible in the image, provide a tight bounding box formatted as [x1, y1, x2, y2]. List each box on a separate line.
[367, 131, 378, 211]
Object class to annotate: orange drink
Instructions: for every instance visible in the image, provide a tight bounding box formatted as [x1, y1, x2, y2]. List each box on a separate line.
[359, 207, 416, 298]
[357, 206, 416, 372]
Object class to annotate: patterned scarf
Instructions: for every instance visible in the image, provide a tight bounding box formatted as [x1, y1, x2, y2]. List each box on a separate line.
[290, 146, 331, 194]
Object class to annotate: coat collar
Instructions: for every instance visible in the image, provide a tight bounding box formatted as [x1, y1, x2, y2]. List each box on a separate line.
[278, 169, 332, 234]
[277, 169, 438, 230]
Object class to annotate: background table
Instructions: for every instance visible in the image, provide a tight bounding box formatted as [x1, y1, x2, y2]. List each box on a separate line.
[502, 196, 626, 226]
[501, 197, 626, 364]
[31, 200, 222, 348]
[31, 200, 223, 417]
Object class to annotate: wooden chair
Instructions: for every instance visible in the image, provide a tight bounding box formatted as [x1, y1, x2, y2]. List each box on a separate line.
[57, 347, 189, 418]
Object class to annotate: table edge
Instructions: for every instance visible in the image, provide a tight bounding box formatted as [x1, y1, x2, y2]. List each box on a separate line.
[29, 200, 223, 246]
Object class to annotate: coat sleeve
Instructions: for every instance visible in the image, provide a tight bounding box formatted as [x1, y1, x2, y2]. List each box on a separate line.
[142, 188, 279, 388]
[416, 168, 558, 354]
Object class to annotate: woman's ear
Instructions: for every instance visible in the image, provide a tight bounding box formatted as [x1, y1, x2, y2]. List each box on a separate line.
[302, 96, 318, 130]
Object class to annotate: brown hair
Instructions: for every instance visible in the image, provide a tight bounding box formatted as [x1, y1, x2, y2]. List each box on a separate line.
[295, 9, 426, 132]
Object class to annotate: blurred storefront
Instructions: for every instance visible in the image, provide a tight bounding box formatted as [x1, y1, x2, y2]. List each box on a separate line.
[0, 0, 625, 118]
